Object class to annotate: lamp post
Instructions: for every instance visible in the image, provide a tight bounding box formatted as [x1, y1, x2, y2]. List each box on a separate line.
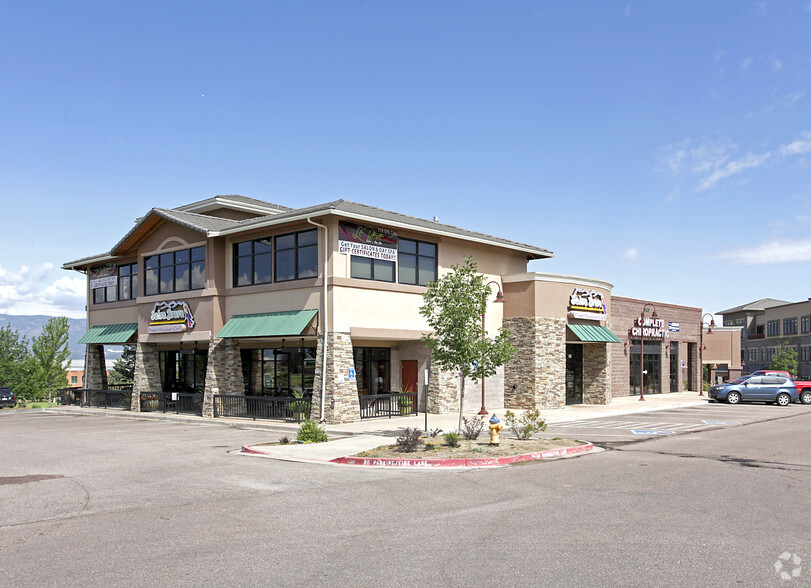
[699, 313, 716, 396]
[478, 280, 505, 415]
[638, 305, 658, 401]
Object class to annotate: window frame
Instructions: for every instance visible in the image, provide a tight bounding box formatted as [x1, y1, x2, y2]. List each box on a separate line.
[397, 237, 438, 286]
[767, 320, 780, 337]
[117, 262, 138, 300]
[274, 229, 318, 282]
[233, 237, 273, 287]
[145, 246, 206, 296]
[783, 317, 798, 335]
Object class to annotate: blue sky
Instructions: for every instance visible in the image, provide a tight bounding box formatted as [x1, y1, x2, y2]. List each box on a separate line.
[1, 1, 810, 320]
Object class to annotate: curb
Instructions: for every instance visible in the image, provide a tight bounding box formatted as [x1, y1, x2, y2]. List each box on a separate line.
[242, 441, 595, 468]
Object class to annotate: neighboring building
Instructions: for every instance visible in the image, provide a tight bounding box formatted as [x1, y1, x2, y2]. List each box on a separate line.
[609, 297, 702, 397]
[701, 325, 743, 384]
[63, 194, 706, 424]
[67, 360, 84, 388]
[720, 298, 811, 378]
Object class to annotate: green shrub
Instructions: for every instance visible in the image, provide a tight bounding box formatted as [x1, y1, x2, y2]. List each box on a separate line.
[296, 419, 328, 443]
[396, 427, 424, 452]
[443, 430, 461, 448]
[503, 409, 546, 440]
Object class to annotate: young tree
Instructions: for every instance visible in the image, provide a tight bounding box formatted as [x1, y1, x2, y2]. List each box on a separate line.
[419, 256, 515, 431]
[109, 344, 136, 387]
[770, 340, 798, 376]
[31, 317, 72, 401]
[0, 325, 31, 391]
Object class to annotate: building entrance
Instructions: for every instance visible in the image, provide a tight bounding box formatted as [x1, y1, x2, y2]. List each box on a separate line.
[565, 344, 583, 405]
[629, 340, 661, 395]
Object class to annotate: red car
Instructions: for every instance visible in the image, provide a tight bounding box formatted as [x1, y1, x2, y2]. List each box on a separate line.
[751, 370, 811, 404]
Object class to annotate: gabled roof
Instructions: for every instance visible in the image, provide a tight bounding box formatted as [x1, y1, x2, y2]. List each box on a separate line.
[218, 199, 554, 260]
[717, 298, 792, 315]
[63, 195, 554, 270]
[175, 194, 293, 216]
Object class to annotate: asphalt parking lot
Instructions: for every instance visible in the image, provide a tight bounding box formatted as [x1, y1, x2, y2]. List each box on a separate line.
[545, 401, 809, 443]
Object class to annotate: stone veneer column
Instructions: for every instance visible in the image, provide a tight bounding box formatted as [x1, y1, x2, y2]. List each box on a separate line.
[83, 344, 107, 390]
[203, 337, 244, 418]
[504, 317, 567, 410]
[427, 363, 458, 414]
[582, 343, 611, 404]
[132, 342, 161, 412]
[311, 332, 361, 424]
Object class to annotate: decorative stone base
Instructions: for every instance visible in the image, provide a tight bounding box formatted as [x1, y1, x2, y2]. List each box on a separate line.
[504, 317, 566, 410]
[83, 344, 107, 390]
[311, 332, 361, 424]
[132, 342, 162, 412]
[203, 337, 243, 418]
[427, 364, 458, 414]
[583, 343, 611, 404]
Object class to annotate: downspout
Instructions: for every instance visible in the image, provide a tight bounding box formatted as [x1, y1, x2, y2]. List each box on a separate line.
[307, 217, 329, 422]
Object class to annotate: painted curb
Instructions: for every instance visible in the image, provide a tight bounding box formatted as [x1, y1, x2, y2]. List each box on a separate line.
[328, 442, 594, 468]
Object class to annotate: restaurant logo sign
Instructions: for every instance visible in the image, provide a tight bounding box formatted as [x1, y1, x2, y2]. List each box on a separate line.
[148, 300, 195, 334]
[338, 221, 398, 262]
[568, 288, 606, 321]
[89, 263, 117, 289]
[631, 316, 669, 339]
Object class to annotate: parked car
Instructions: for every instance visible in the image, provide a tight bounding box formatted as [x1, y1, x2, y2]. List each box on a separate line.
[0, 387, 16, 408]
[708, 375, 799, 405]
[750, 371, 811, 404]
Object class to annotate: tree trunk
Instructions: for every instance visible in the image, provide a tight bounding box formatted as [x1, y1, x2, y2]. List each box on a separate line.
[457, 374, 465, 432]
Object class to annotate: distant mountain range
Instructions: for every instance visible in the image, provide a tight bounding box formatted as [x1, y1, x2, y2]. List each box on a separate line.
[0, 314, 121, 360]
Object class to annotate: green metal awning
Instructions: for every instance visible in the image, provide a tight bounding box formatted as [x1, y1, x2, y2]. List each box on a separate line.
[567, 324, 622, 343]
[78, 323, 138, 345]
[216, 309, 318, 338]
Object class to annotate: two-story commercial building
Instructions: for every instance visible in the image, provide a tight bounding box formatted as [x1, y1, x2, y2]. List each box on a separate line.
[64, 194, 702, 423]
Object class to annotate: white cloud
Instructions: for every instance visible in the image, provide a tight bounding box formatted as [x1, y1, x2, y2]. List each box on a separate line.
[712, 238, 811, 265]
[779, 131, 811, 155]
[698, 151, 772, 190]
[0, 264, 85, 318]
[714, 49, 725, 61]
[771, 57, 783, 72]
[741, 57, 754, 70]
[624, 247, 639, 260]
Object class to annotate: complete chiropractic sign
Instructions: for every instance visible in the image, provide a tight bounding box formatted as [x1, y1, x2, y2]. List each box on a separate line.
[148, 300, 195, 334]
[631, 316, 670, 338]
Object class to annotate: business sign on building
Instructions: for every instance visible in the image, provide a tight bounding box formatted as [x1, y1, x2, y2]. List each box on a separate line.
[89, 263, 117, 289]
[568, 288, 606, 321]
[631, 316, 669, 338]
[148, 300, 195, 334]
[338, 221, 398, 262]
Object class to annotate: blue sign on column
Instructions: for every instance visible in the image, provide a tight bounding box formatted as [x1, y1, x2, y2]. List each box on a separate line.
[348, 368, 356, 381]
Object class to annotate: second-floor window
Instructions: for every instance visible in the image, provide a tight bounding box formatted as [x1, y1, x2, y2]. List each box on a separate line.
[234, 238, 273, 287]
[784, 318, 798, 335]
[767, 320, 780, 337]
[351, 256, 395, 282]
[802, 316, 810, 334]
[118, 263, 138, 300]
[398, 238, 437, 286]
[275, 229, 318, 282]
[145, 246, 205, 295]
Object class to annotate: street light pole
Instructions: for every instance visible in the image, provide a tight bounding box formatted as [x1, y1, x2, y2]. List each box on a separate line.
[699, 313, 716, 396]
[478, 280, 504, 416]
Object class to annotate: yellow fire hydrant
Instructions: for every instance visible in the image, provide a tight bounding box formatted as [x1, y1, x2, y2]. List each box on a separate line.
[489, 414, 503, 446]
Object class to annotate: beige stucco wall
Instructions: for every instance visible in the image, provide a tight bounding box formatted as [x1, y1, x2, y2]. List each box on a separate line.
[502, 273, 613, 321]
[703, 326, 743, 369]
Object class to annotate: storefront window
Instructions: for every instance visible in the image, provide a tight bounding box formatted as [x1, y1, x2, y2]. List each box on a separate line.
[398, 238, 437, 286]
[353, 347, 390, 395]
[241, 346, 316, 396]
[275, 229, 318, 282]
[233, 238, 272, 287]
[629, 339, 661, 395]
[159, 350, 208, 393]
[145, 246, 205, 295]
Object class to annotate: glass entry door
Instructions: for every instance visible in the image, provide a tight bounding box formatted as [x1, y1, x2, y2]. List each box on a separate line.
[629, 340, 661, 395]
[566, 344, 583, 405]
